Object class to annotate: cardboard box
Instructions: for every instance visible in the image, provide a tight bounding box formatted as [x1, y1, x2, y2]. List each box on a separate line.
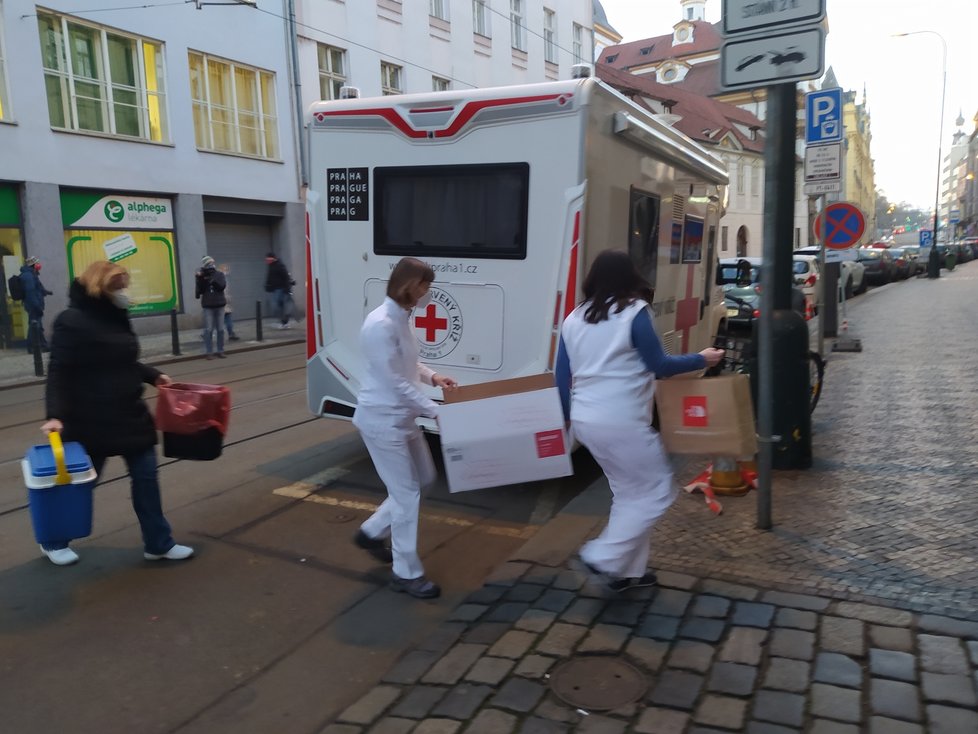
[654, 373, 757, 458]
[439, 374, 573, 492]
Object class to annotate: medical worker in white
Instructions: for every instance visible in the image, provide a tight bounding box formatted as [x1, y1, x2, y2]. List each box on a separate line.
[556, 250, 724, 592]
[353, 257, 458, 599]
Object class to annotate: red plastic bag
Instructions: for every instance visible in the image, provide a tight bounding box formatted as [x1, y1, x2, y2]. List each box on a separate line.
[156, 382, 231, 436]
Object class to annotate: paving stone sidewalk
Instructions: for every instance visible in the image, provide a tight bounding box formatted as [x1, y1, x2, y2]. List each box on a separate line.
[325, 562, 978, 734]
[322, 264, 978, 732]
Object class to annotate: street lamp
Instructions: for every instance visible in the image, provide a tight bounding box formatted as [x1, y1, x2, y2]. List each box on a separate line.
[894, 30, 947, 278]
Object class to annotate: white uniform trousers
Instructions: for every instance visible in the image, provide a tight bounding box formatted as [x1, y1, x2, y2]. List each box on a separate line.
[573, 421, 678, 579]
[358, 425, 436, 580]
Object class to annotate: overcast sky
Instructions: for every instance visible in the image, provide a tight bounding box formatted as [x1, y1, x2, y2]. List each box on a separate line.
[599, 0, 977, 210]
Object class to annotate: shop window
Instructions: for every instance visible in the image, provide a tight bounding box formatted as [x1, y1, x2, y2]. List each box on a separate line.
[37, 10, 168, 142]
[188, 51, 278, 159]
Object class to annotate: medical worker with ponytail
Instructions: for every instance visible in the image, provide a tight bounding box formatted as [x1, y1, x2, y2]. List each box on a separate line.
[556, 250, 724, 591]
[352, 257, 458, 599]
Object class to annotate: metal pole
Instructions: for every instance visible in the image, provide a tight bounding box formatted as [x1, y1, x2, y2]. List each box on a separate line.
[256, 300, 263, 342]
[817, 195, 826, 357]
[170, 309, 181, 356]
[757, 83, 796, 530]
[31, 322, 44, 377]
[929, 39, 947, 277]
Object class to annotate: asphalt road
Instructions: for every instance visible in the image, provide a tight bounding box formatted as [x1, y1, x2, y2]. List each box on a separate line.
[0, 343, 599, 734]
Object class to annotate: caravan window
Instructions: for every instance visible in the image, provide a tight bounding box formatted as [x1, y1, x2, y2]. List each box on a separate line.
[628, 189, 661, 285]
[373, 163, 529, 260]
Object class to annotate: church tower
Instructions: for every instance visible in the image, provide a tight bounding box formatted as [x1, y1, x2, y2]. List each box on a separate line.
[680, 0, 707, 22]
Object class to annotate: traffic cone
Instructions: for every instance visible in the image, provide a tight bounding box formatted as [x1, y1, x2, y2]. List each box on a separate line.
[804, 297, 815, 321]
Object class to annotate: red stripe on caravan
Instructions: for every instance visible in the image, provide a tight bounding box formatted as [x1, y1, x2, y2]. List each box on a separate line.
[434, 94, 567, 139]
[564, 211, 580, 318]
[305, 212, 317, 360]
[409, 106, 455, 114]
[322, 94, 569, 139]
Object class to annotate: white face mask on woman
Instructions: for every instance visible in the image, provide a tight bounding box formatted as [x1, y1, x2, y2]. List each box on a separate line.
[109, 289, 131, 310]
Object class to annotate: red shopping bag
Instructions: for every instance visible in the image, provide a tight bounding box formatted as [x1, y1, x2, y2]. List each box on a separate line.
[156, 382, 231, 460]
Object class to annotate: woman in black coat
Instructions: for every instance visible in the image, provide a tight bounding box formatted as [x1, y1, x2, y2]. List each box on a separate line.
[39, 261, 194, 566]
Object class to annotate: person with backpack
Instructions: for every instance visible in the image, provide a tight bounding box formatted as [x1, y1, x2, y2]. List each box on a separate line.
[17, 257, 53, 353]
[195, 256, 227, 360]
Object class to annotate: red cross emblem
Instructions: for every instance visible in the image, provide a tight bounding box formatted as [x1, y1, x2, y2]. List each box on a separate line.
[674, 266, 699, 352]
[414, 303, 448, 342]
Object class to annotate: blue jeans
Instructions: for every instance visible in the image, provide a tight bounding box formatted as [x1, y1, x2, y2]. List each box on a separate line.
[202, 306, 225, 354]
[42, 447, 175, 554]
[223, 311, 236, 337]
[272, 289, 293, 325]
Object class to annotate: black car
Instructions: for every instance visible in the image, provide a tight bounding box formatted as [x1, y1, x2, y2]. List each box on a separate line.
[857, 248, 894, 285]
[724, 287, 760, 329]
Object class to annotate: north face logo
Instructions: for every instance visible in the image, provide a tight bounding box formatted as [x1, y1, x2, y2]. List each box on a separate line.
[682, 396, 708, 427]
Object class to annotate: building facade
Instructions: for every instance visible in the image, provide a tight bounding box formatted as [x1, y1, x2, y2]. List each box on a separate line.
[0, 0, 597, 349]
[597, 1, 881, 254]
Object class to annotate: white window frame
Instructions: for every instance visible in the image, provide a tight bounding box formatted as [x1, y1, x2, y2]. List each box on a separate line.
[0, 8, 10, 121]
[432, 75, 450, 92]
[430, 0, 449, 21]
[37, 10, 168, 141]
[473, 0, 491, 37]
[381, 62, 402, 96]
[511, 0, 526, 51]
[543, 9, 557, 64]
[317, 44, 347, 101]
[189, 51, 278, 159]
[572, 23, 587, 64]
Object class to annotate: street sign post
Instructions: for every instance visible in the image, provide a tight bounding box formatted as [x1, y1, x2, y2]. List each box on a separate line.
[720, 27, 826, 90]
[919, 230, 933, 247]
[805, 88, 843, 144]
[813, 202, 866, 249]
[722, 0, 826, 35]
[804, 142, 841, 184]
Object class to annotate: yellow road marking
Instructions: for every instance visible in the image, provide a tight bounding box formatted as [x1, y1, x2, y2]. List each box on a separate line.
[273, 476, 536, 540]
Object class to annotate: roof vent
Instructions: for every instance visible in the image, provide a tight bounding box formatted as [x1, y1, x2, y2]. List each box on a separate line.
[339, 86, 360, 100]
[571, 63, 593, 79]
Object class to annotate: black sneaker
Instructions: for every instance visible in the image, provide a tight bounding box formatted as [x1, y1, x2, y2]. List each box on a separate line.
[390, 574, 441, 599]
[607, 572, 658, 593]
[353, 529, 393, 563]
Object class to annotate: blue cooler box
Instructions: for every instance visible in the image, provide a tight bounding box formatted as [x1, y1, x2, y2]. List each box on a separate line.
[22, 435, 97, 545]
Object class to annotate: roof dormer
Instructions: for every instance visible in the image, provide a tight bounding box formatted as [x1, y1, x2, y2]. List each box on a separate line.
[672, 20, 695, 46]
[657, 60, 692, 84]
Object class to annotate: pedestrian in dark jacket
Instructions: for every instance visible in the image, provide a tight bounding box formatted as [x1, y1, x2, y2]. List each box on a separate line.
[20, 256, 53, 352]
[264, 252, 294, 328]
[39, 260, 194, 566]
[195, 255, 227, 359]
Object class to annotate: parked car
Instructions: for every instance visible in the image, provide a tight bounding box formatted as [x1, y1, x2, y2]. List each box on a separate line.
[792, 255, 822, 311]
[898, 245, 924, 275]
[723, 287, 760, 329]
[793, 246, 866, 297]
[887, 247, 913, 280]
[962, 238, 978, 260]
[857, 247, 894, 285]
[717, 257, 761, 291]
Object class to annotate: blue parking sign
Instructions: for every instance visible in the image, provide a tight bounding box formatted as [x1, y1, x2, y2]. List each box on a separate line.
[919, 230, 933, 247]
[806, 88, 842, 144]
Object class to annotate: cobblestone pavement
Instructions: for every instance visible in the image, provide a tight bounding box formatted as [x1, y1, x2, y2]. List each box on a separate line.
[321, 264, 978, 733]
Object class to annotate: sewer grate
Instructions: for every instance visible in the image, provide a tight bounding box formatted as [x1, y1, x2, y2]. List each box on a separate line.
[548, 656, 648, 711]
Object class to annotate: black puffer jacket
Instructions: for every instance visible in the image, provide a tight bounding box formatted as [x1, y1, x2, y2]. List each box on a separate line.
[45, 280, 162, 457]
[195, 267, 227, 308]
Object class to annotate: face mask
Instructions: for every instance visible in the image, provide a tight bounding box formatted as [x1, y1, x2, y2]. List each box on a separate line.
[109, 289, 131, 310]
[416, 291, 432, 309]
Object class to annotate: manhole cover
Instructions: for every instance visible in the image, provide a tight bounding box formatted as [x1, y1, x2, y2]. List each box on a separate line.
[549, 656, 648, 711]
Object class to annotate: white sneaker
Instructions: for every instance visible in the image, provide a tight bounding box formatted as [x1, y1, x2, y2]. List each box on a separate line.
[144, 544, 195, 561]
[276, 322, 289, 330]
[40, 545, 80, 566]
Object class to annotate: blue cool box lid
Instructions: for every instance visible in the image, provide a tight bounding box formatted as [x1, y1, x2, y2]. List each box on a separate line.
[26, 443, 92, 477]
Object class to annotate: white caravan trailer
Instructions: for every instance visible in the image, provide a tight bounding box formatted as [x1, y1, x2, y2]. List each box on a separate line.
[305, 76, 728, 426]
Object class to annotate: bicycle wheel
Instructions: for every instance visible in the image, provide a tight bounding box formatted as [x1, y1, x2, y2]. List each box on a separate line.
[808, 351, 825, 412]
